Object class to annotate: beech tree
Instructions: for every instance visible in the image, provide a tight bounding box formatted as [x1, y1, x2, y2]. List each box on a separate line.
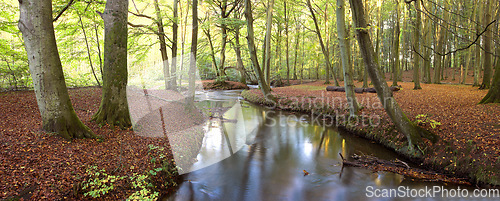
[391, 0, 400, 87]
[349, 0, 436, 156]
[479, 48, 500, 103]
[18, 0, 96, 139]
[479, 0, 493, 89]
[336, 0, 359, 116]
[412, 0, 422, 89]
[92, 0, 131, 129]
[244, 0, 271, 96]
[171, 0, 179, 90]
[188, 0, 199, 102]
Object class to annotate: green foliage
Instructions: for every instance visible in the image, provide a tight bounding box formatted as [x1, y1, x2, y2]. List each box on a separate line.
[414, 114, 442, 129]
[0, 1, 31, 90]
[81, 166, 125, 198]
[81, 146, 179, 200]
[126, 173, 159, 201]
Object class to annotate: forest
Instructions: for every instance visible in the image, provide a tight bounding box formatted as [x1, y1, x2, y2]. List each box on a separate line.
[0, 0, 499, 200]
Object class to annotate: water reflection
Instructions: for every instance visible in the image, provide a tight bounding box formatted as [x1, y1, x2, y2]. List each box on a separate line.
[165, 90, 481, 201]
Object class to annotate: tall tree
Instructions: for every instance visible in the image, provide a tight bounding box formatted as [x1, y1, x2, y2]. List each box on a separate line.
[263, 0, 274, 84]
[306, 0, 339, 85]
[284, 0, 290, 85]
[153, 0, 171, 90]
[18, 0, 96, 139]
[293, 16, 300, 80]
[479, 48, 500, 103]
[422, 0, 432, 84]
[479, 0, 493, 89]
[412, 0, 422, 89]
[337, 0, 359, 116]
[244, 0, 272, 96]
[171, 0, 179, 90]
[473, 3, 482, 87]
[433, 0, 448, 84]
[228, 6, 247, 85]
[211, 0, 242, 79]
[188, 0, 198, 102]
[391, 0, 400, 87]
[93, 0, 131, 129]
[349, 0, 436, 155]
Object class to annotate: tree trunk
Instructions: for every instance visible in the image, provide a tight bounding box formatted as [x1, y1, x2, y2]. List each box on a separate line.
[263, 0, 274, 85]
[293, 16, 300, 80]
[179, 0, 190, 84]
[19, 0, 96, 139]
[392, 0, 400, 87]
[349, 0, 436, 155]
[171, 0, 179, 90]
[461, 49, 471, 84]
[93, 0, 131, 129]
[285, 1, 290, 85]
[479, 0, 493, 89]
[422, 0, 432, 84]
[479, 48, 500, 103]
[473, 3, 482, 87]
[188, 0, 198, 102]
[306, 0, 339, 86]
[233, 27, 247, 84]
[218, 0, 231, 78]
[337, 0, 359, 116]
[433, 0, 448, 84]
[153, 0, 171, 90]
[412, 0, 422, 89]
[244, 0, 272, 96]
[203, 27, 219, 76]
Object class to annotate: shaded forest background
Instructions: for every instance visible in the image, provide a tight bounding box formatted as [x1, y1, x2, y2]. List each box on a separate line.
[1, 0, 499, 91]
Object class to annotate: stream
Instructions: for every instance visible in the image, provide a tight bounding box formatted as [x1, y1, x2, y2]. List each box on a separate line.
[164, 90, 487, 201]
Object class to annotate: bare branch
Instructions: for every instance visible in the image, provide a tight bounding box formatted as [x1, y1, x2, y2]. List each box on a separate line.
[128, 11, 155, 21]
[53, 0, 76, 22]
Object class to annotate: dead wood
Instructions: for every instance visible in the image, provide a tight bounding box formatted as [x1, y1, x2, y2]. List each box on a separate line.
[339, 153, 471, 185]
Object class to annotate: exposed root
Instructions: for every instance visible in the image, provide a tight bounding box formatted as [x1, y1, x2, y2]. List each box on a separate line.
[92, 104, 132, 130]
[44, 113, 96, 140]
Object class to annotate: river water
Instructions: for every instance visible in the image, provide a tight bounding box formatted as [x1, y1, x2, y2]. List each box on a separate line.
[164, 90, 489, 201]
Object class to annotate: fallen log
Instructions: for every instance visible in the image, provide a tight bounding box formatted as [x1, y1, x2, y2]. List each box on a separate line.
[339, 153, 471, 185]
[354, 88, 365, 94]
[364, 88, 377, 93]
[326, 86, 343, 91]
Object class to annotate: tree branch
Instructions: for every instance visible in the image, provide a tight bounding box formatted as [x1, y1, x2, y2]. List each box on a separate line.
[128, 11, 155, 21]
[128, 22, 173, 44]
[53, 0, 76, 22]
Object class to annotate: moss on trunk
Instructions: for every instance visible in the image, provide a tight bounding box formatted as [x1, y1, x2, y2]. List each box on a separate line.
[93, 0, 131, 129]
[19, 0, 95, 140]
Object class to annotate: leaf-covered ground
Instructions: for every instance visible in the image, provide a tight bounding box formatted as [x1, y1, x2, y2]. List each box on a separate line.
[0, 87, 204, 200]
[242, 81, 500, 186]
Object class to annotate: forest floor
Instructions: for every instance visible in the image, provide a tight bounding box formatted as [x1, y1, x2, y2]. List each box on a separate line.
[242, 80, 500, 187]
[0, 87, 206, 200]
[384, 67, 481, 85]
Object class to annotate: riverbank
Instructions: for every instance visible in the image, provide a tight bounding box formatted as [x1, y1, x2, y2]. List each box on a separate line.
[241, 81, 499, 187]
[202, 80, 249, 90]
[0, 88, 204, 200]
